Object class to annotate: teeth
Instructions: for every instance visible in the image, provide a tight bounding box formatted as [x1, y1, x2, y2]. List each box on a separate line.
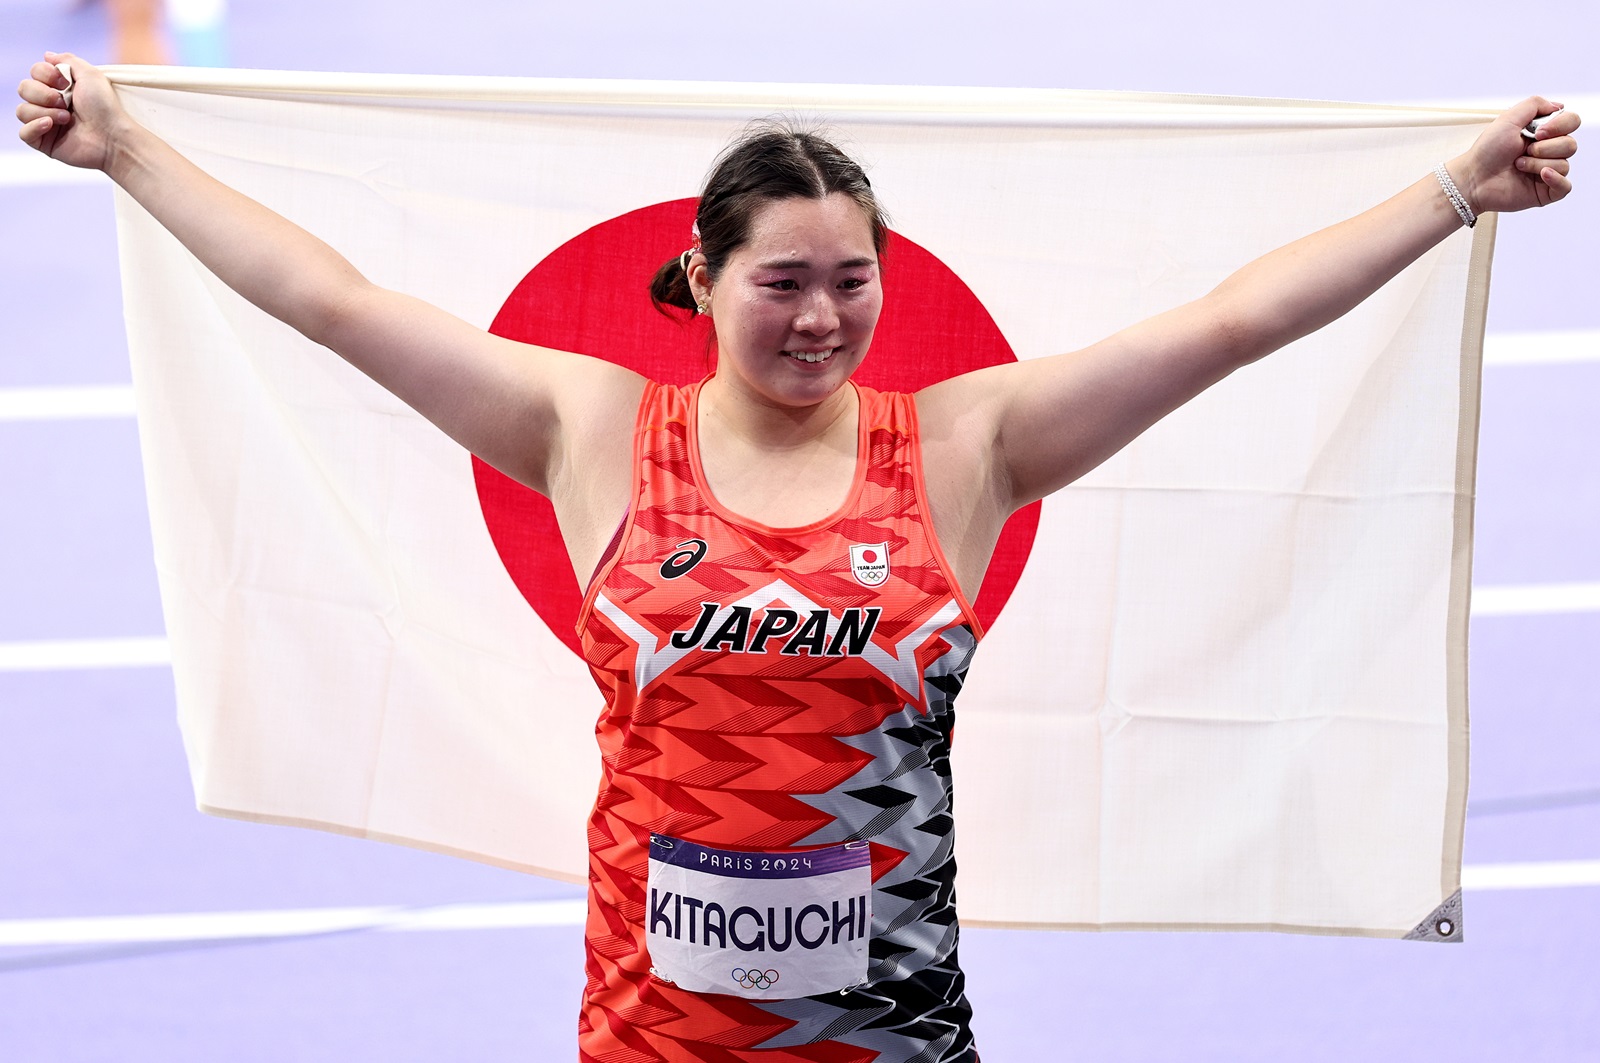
[785, 348, 835, 363]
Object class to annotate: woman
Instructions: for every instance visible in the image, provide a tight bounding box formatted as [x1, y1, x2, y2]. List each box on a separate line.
[17, 54, 1580, 1062]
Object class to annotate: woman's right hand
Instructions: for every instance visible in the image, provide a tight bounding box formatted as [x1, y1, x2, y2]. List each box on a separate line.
[15, 52, 125, 170]
[15, 50, 644, 578]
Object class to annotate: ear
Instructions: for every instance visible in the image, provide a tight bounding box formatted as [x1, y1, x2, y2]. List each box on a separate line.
[686, 255, 713, 307]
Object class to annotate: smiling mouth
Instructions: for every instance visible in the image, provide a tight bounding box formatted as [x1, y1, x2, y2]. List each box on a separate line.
[784, 348, 837, 364]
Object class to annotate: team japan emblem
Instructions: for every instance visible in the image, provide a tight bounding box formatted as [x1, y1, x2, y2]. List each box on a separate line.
[848, 543, 890, 587]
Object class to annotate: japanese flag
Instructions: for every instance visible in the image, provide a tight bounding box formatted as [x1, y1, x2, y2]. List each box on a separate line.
[109, 68, 1489, 939]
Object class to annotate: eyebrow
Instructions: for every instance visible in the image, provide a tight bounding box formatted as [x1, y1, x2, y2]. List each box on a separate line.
[757, 257, 877, 270]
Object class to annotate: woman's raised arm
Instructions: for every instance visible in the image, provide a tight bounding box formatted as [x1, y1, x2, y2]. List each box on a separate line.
[919, 97, 1579, 525]
[15, 53, 644, 509]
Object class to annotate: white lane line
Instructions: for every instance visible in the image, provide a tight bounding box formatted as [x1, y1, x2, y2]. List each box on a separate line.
[1472, 582, 1600, 617]
[1484, 330, 1600, 367]
[0, 863, 1593, 948]
[0, 151, 107, 189]
[0, 637, 171, 672]
[1, 579, 1596, 674]
[0, 332, 1593, 424]
[0, 898, 588, 947]
[0, 385, 136, 421]
[1460, 859, 1600, 891]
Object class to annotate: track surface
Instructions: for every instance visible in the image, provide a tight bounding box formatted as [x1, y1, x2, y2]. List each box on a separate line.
[1, 1, 1596, 1059]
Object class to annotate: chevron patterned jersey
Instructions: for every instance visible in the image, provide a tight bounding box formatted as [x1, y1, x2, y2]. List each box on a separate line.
[575, 378, 984, 1062]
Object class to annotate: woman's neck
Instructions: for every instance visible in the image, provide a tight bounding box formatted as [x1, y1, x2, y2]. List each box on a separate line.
[698, 373, 859, 454]
[694, 374, 862, 528]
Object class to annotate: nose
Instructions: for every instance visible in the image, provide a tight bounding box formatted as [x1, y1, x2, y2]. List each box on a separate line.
[793, 288, 840, 335]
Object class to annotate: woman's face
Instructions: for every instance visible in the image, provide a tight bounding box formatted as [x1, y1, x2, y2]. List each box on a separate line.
[694, 193, 883, 411]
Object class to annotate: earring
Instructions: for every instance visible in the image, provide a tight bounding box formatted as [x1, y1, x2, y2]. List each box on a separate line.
[696, 300, 709, 316]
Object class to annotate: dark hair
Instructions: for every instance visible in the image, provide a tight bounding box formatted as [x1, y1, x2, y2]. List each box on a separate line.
[649, 121, 889, 317]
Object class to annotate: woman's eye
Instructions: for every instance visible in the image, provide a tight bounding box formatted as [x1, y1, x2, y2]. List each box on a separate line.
[840, 278, 868, 291]
[766, 279, 799, 291]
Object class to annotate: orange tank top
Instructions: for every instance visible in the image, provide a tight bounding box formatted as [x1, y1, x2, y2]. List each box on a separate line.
[575, 377, 984, 1063]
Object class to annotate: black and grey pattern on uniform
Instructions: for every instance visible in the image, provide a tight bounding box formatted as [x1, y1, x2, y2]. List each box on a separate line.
[755, 626, 980, 1063]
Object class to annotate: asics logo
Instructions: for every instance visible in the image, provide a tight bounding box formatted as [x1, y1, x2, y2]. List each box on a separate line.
[659, 539, 709, 579]
[733, 968, 780, 990]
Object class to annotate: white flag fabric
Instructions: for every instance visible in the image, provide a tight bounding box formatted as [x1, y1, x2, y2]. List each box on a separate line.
[108, 67, 1491, 939]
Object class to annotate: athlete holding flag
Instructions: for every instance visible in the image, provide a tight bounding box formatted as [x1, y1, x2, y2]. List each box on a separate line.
[16, 53, 1579, 1061]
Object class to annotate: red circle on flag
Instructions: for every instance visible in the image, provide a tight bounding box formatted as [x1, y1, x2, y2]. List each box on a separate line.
[475, 199, 1039, 655]
[862, 549, 878, 563]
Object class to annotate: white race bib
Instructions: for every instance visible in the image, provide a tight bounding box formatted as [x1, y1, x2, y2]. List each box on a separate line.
[646, 835, 872, 999]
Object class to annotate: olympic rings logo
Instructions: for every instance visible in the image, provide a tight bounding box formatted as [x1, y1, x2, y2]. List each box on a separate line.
[732, 968, 780, 991]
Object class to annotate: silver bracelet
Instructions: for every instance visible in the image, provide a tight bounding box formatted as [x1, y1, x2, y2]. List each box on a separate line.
[1433, 164, 1476, 229]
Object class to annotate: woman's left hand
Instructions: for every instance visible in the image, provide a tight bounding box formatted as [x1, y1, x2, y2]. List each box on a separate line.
[1452, 96, 1579, 215]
